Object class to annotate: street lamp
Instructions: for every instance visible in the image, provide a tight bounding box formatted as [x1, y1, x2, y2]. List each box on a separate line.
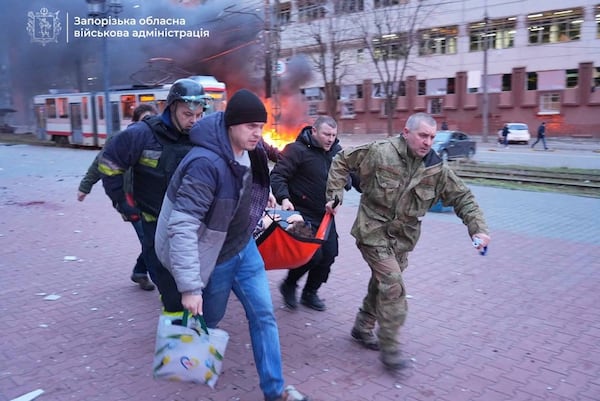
[86, 0, 122, 139]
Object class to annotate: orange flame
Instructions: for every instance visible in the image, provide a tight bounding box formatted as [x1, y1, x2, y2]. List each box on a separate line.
[261, 97, 309, 150]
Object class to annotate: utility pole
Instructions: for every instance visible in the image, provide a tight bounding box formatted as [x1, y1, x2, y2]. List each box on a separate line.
[264, 0, 281, 133]
[482, 10, 489, 143]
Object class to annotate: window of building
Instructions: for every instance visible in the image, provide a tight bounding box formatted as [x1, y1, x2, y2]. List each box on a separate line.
[302, 87, 324, 101]
[341, 101, 356, 117]
[308, 103, 318, 116]
[374, 0, 401, 8]
[594, 67, 600, 89]
[340, 84, 363, 99]
[538, 70, 565, 90]
[335, 0, 364, 13]
[428, 98, 443, 115]
[539, 93, 561, 114]
[502, 74, 512, 91]
[45, 98, 56, 118]
[527, 8, 583, 45]
[447, 78, 455, 94]
[356, 48, 364, 63]
[398, 81, 406, 96]
[527, 72, 538, 90]
[372, 82, 400, 98]
[277, 2, 291, 25]
[597, 5, 600, 38]
[372, 33, 408, 60]
[419, 26, 458, 55]
[417, 80, 426, 95]
[566, 69, 578, 88]
[469, 17, 516, 52]
[297, 0, 327, 22]
[426, 78, 447, 95]
[467, 70, 481, 93]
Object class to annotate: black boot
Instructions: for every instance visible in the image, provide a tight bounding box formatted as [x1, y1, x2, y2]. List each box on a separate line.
[279, 281, 298, 309]
[301, 290, 326, 311]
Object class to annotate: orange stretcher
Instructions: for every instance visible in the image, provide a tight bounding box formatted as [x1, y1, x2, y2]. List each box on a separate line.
[256, 209, 335, 271]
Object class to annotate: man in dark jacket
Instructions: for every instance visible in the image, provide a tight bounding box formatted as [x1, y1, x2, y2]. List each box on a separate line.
[271, 116, 345, 311]
[155, 89, 308, 401]
[99, 78, 208, 312]
[531, 122, 548, 150]
[77, 104, 158, 291]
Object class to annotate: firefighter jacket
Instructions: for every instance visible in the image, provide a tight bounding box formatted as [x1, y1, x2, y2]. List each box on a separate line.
[79, 135, 133, 196]
[325, 135, 489, 252]
[154, 112, 253, 295]
[270, 126, 343, 224]
[99, 113, 193, 220]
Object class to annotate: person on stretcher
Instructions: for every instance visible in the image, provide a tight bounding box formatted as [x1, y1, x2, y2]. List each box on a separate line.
[254, 210, 314, 239]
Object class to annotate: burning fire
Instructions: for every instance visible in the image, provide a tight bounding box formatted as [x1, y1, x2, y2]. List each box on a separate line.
[262, 127, 299, 150]
[261, 97, 308, 150]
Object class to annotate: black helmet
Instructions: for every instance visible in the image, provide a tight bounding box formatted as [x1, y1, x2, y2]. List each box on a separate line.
[166, 78, 209, 111]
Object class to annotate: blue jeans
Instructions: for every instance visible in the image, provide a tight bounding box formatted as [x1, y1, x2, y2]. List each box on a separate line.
[202, 239, 284, 401]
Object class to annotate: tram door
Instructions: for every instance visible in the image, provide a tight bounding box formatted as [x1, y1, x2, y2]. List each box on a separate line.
[110, 102, 120, 135]
[70, 103, 83, 145]
[34, 104, 47, 140]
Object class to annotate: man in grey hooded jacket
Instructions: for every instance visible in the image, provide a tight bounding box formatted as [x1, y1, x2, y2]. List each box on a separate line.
[155, 89, 309, 401]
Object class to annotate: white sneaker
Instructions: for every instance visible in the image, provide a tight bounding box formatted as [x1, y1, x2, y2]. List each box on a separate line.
[278, 385, 309, 401]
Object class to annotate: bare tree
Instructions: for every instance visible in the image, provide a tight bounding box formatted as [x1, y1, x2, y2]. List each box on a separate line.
[299, 1, 359, 119]
[356, 0, 433, 136]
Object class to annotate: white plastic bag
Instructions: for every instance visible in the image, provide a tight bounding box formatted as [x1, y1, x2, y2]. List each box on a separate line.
[153, 310, 229, 388]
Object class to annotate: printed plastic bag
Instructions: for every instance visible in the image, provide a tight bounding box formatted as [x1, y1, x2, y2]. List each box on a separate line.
[153, 310, 229, 388]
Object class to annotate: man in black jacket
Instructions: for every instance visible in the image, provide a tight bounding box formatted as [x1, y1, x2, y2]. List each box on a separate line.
[270, 116, 344, 311]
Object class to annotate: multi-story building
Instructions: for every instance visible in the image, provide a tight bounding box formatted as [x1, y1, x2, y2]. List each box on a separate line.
[275, 0, 600, 137]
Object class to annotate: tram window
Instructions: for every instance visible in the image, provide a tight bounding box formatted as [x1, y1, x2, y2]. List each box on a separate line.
[45, 99, 57, 118]
[98, 96, 104, 120]
[121, 95, 136, 119]
[139, 94, 155, 103]
[57, 98, 68, 118]
[82, 97, 89, 119]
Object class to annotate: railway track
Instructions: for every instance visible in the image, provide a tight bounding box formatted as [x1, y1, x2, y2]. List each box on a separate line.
[450, 163, 600, 197]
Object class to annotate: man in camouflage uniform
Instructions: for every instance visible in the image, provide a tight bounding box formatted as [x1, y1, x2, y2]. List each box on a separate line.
[325, 112, 491, 370]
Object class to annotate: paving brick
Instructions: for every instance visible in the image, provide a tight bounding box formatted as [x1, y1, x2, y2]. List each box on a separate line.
[1, 144, 600, 401]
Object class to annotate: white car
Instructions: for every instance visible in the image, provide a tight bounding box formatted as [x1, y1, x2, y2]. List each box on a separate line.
[497, 123, 531, 145]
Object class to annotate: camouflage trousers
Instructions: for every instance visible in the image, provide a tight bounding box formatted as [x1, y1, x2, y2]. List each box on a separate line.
[353, 243, 408, 353]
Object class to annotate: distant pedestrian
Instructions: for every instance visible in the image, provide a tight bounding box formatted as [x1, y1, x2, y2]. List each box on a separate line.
[77, 103, 158, 291]
[501, 124, 510, 148]
[531, 122, 548, 150]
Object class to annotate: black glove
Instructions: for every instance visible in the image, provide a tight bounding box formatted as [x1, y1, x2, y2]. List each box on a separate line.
[115, 194, 140, 222]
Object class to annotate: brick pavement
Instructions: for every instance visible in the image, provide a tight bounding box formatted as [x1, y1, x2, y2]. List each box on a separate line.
[1, 144, 599, 401]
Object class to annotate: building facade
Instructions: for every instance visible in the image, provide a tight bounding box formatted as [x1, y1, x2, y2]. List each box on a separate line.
[276, 0, 600, 137]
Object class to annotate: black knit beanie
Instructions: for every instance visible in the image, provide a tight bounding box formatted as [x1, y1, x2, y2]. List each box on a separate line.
[224, 89, 267, 127]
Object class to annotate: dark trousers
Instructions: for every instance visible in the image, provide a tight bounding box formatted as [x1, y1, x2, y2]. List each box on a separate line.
[131, 220, 148, 277]
[284, 219, 338, 293]
[141, 219, 183, 312]
[532, 136, 547, 149]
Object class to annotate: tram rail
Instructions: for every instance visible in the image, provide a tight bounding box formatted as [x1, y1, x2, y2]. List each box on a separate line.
[450, 163, 600, 197]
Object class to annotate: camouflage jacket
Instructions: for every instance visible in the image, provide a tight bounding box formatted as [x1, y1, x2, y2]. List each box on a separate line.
[325, 135, 489, 251]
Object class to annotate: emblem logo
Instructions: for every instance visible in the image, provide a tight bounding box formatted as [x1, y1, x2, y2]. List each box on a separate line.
[27, 8, 62, 46]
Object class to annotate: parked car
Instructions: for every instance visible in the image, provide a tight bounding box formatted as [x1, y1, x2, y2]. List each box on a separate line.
[432, 130, 476, 162]
[497, 123, 531, 144]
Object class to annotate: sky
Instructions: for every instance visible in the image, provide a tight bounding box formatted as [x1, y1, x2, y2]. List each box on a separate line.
[2, 0, 311, 125]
